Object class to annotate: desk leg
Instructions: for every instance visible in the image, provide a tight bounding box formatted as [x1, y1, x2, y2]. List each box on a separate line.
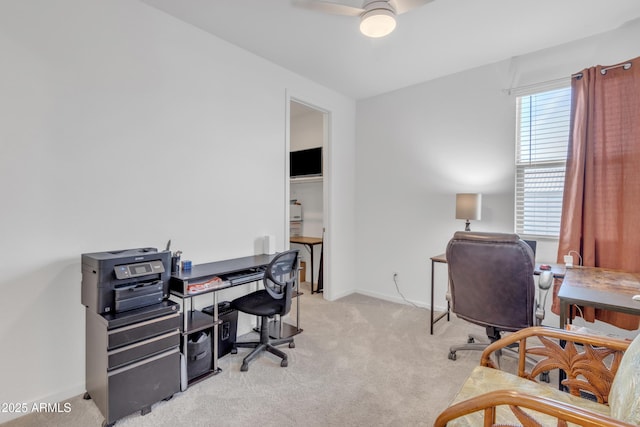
[296, 288, 301, 331]
[212, 292, 220, 374]
[182, 298, 190, 382]
[295, 242, 322, 294]
[558, 301, 570, 391]
[309, 244, 316, 294]
[281, 267, 304, 338]
[430, 260, 435, 335]
[296, 261, 302, 332]
[430, 260, 449, 335]
[317, 243, 323, 293]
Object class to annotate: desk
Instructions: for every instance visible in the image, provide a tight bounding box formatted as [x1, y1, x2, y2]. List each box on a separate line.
[290, 236, 323, 294]
[170, 254, 302, 385]
[556, 266, 640, 389]
[558, 267, 640, 329]
[429, 252, 565, 335]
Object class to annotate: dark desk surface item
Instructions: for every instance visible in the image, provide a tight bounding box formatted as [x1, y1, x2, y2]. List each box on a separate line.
[429, 252, 565, 335]
[558, 266, 640, 329]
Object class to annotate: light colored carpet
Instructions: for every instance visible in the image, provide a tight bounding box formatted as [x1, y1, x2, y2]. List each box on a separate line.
[3, 285, 487, 427]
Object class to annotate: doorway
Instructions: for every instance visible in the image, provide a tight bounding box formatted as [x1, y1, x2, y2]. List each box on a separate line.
[287, 99, 328, 297]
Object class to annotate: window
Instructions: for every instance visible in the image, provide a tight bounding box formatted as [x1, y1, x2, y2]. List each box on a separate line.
[515, 86, 571, 237]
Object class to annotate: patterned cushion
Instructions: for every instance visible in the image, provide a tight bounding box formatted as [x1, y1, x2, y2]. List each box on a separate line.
[609, 333, 640, 423]
[448, 366, 610, 426]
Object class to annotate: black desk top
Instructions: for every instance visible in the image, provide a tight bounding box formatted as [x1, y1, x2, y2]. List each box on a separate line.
[170, 254, 276, 289]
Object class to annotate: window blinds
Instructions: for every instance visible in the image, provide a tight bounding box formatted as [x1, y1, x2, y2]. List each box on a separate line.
[515, 86, 571, 237]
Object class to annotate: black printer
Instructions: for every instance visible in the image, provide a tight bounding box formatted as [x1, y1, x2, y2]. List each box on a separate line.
[81, 247, 171, 315]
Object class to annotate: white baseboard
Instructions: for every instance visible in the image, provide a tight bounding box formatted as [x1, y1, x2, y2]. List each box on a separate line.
[354, 288, 432, 309]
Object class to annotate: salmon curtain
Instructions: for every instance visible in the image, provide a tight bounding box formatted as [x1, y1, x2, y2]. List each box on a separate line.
[553, 56, 640, 330]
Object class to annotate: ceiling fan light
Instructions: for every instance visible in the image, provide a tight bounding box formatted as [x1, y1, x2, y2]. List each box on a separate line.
[360, 9, 396, 38]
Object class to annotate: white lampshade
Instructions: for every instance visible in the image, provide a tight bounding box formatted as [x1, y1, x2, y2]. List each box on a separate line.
[456, 193, 482, 231]
[360, 9, 396, 38]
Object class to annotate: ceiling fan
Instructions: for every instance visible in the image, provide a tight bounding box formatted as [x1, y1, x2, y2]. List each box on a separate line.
[294, 0, 434, 38]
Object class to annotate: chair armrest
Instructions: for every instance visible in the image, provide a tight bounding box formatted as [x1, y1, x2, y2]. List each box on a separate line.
[478, 326, 630, 403]
[535, 270, 553, 324]
[433, 389, 635, 427]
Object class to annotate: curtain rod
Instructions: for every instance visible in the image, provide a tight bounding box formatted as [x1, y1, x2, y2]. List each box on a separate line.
[503, 76, 570, 96]
[572, 62, 632, 79]
[506, 61, 633, 94]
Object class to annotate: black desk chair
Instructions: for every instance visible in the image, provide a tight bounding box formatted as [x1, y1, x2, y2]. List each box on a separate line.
[446, 232, 551, 363]
[231, 249, 299, 372]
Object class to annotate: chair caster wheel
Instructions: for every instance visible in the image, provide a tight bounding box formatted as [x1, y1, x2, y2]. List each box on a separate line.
[281, 359, 288, 367]
[289, 342, 295, 348]
[467, 337, 475, 344]
[448, 352, 457, 361]
[83, 392, 91, 400]
[540, 371, 550, 383]
[240, 363, 249, 372]
[231, 348, 237, 354]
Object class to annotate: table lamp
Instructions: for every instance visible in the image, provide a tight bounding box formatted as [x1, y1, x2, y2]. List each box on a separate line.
[456, 193, 482, 231]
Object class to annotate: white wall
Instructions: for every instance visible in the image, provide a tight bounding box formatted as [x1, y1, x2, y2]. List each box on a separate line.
[354, 19, 640, 323]
[291, 106, 324, 151]
[290, 181, 324, 238]
[0, 0, 355, 421]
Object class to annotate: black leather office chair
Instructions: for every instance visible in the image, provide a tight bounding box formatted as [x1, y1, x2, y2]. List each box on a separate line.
[446, 232, 551, 362]
[230, 249, 299, 372]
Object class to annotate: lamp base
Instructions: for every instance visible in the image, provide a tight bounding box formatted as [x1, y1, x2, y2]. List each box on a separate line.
[464, 220, 471, 232]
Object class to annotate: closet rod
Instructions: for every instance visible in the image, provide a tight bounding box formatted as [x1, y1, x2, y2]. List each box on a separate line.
[572, 61, 632, 79]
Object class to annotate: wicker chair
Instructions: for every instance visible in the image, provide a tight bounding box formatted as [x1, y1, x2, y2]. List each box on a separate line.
[434, 326, 640, 426]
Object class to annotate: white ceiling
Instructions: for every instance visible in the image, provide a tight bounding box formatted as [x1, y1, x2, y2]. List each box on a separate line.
[141, 0, 640, 100]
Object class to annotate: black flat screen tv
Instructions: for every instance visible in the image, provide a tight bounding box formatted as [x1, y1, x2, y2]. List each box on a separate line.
[290, 147, 322, 178]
